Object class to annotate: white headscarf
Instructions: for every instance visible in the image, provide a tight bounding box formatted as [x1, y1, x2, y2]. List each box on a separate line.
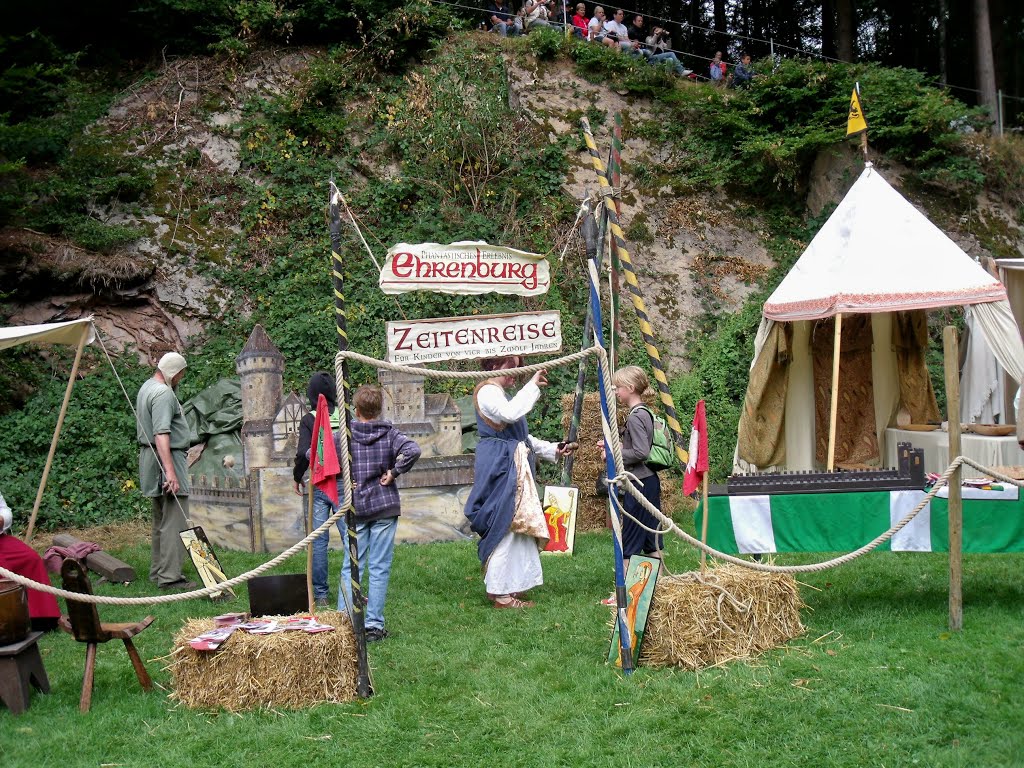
[157, 352, 188, 381]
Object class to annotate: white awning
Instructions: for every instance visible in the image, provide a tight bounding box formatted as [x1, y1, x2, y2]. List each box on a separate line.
[0, 317, 95, 351]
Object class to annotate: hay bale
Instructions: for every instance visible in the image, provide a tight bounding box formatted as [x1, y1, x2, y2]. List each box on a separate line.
[639, 564, 805, 670]
[167, 611, 358, 711]
[560, 391, 691, 530]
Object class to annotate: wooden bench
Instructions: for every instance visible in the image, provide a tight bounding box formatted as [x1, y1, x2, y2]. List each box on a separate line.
[0, 631, 50, 714]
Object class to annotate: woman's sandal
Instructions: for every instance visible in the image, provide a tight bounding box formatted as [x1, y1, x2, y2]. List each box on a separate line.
[493, 596, 535, 609]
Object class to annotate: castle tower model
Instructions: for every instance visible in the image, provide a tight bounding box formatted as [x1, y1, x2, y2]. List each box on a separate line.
[236, 324, 284, 470]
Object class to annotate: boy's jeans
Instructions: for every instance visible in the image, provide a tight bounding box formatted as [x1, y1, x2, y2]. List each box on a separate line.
[338, 517, 398, 630]
[311, 488, 344, 601]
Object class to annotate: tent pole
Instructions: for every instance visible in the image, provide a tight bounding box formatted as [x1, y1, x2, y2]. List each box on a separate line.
[24, 329, 88, 543]
[826, 313, 843, 471]
[943, 326, 963, 631]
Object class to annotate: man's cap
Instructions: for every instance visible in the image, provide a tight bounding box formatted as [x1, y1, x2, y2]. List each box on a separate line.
[158, 352, 188, 380]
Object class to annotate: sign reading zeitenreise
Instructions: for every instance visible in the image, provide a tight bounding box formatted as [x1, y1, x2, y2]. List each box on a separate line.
[387, 312, 562, 365]
[379, 241, 550, 297]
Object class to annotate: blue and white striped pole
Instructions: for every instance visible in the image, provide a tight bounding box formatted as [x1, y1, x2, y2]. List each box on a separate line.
[587, 260, 634, 674]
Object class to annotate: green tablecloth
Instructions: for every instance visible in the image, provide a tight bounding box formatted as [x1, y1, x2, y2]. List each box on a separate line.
[695, 486, 1024, 554]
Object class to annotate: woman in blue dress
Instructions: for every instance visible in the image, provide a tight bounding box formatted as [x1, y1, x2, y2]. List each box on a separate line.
[464, 355, 574, 609]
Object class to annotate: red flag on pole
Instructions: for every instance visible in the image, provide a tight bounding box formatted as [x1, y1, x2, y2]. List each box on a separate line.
[682, 400, 708, 496]
[310, 393, 341, 506]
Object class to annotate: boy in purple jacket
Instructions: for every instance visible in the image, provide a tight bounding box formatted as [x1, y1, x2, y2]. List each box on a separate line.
[338, 385, 421, 642]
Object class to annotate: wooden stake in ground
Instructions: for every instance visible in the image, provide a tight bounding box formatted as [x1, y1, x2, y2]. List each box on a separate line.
[25, 328, 88, 543]
[699, 473, 710, 572]
[306, 483, 315, 613]
[826, 313, 843, 471]
[943, 326, 963, 632]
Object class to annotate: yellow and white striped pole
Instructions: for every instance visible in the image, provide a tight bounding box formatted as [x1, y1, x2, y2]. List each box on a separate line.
[580, 118, 689, 466]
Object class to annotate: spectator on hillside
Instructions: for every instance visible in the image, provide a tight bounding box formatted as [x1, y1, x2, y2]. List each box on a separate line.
[571, 3, 589, 38]
[486, 0, 521, 37]
[732, 53, 757, 88]
[709, 51, 726, 85]
[627, 14, 653, 59]
[605, 9, 641, 55]
[522, 0, 552, 32]
[585, 6, 606, 43]
[645, 24, 691, 75]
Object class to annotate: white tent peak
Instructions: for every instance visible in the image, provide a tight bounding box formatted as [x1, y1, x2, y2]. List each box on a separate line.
[763, 166, 1006, 322]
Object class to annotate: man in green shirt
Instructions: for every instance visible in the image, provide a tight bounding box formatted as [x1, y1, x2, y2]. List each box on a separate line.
[136, 352, 195, 590]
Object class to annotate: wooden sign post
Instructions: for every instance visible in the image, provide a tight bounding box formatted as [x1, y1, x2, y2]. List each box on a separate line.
[943, 326, 963, 632]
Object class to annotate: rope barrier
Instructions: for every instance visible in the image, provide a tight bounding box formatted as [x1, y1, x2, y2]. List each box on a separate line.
[7, 337, 1022, 599]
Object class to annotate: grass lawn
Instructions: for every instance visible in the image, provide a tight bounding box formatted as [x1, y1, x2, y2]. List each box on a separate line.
[2, 526, 1022, 768]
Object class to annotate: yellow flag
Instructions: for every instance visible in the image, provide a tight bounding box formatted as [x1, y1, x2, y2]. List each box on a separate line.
[847, 86, 868, 136]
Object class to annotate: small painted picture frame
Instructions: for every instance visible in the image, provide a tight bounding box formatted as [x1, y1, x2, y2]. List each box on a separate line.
[542, 485, 579, 555]
[607, 555, 661, 667]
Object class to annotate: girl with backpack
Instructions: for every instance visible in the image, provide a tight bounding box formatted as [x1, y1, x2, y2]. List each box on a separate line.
[598, 366, 664, 577]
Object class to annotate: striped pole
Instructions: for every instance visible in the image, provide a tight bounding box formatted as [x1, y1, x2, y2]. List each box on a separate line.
[608, 113, 625, 369]
[586, 259, 633, 675]
[561, 203, 599, 486]
[329, 182, 373, 698]
[579, 118, 689, 467]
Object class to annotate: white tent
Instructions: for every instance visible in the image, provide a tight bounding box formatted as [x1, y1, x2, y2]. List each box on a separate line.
[736, 165, 1024, 473]
[1, 317, 95, 540]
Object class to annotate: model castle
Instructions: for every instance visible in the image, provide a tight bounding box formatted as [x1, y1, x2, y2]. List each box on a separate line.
[189, 325, 474, 552]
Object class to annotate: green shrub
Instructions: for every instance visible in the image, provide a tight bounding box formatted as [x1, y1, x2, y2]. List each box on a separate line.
[527, 26, 565, 60]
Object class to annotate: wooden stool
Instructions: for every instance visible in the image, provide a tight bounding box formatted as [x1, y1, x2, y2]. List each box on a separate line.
[0, 631, 50, 714]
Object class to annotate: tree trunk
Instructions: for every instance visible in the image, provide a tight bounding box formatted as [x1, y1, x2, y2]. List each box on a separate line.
[836, 0, 855, 62]
[713, 0, 729, 54]
[822, 0, 837, 59]
[938, 0, 948, 85]
[974, 0, 999, 130]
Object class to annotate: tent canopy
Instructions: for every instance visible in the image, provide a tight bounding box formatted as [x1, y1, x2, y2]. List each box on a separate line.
[763, 165, 1007, 322]
[737, 166, 1024, 473]
[0, 318, 95, 351]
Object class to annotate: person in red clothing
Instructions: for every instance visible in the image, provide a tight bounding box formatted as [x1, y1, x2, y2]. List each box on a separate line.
[0, 491, 61, 631]
[571, 3, 589, 38]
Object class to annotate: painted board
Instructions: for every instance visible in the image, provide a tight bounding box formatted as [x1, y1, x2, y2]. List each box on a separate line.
[607, 555, 661, 668]
[542, 485, 579, 555]
[180, 526, 235, 599]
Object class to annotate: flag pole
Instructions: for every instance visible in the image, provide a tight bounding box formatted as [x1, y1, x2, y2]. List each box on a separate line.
[699, 472, 710, 571]
[580, 117, 689, 469]
[587, 259, 633, 675]
[306, 483, 315, 613]
[329, 181, 372, 698]
[561, 203, 599, 486]
[826, 313, 843, 471]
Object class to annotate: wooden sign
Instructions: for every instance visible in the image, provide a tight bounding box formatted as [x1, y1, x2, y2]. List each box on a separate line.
[542, 486, 579, 555]
[386, 311, 561, 365]
[379, 241, 550, 296]
[607, 555, 661, 668]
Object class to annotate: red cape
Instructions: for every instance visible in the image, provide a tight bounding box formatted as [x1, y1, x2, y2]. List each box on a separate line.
[0, 534, 61, 621]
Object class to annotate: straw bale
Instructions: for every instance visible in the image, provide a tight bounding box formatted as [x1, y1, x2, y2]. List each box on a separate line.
[561, 391, 691, 530]
[167, 611, 358, 711]
[639, 563, 805, 670]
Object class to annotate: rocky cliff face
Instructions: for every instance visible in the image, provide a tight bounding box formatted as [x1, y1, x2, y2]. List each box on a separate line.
[3, 44, 1022, 369]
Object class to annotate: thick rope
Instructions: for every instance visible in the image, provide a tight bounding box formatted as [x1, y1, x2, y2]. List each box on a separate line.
[9, 338, 1021, 598]
[608, 455, 993, 573]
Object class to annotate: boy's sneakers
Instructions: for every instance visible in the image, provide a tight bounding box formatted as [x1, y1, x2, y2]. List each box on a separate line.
[365, 627, 390, 643]
[314, 597, 330, 609]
